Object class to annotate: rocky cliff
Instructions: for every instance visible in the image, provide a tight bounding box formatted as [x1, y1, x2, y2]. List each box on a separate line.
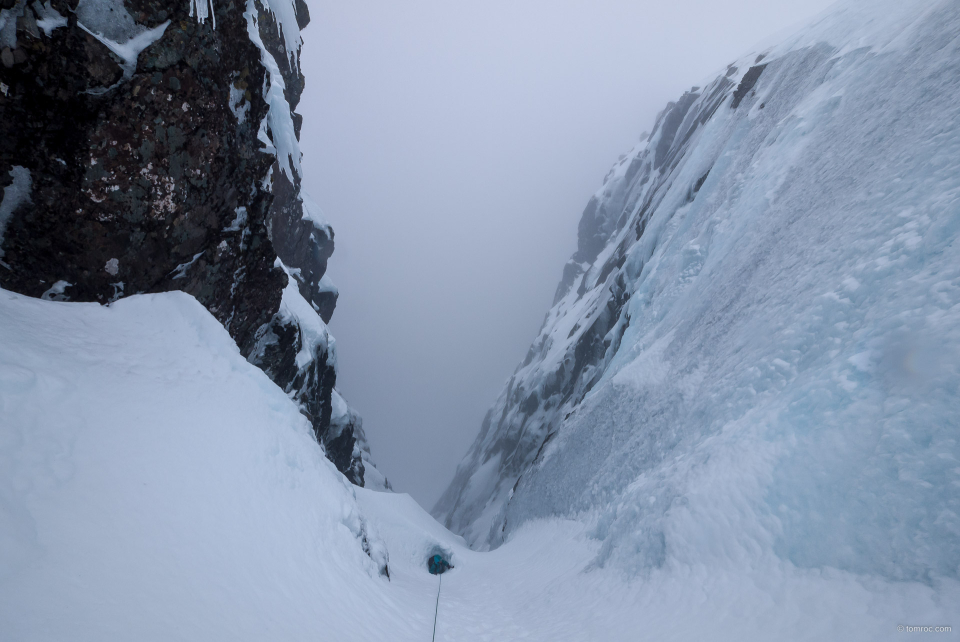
[434, 0, 960, 584]
[0, 0, 379, 485]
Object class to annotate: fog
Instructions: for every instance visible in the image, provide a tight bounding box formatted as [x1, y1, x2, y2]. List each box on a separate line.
[298, 0, 835, 509]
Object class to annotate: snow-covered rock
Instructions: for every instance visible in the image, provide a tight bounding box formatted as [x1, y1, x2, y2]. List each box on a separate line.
[435, 0, 960, 592]
[0, 0, 369, 483]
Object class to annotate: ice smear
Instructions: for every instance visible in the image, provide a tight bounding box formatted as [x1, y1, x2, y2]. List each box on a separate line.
[223, 206, 247, 232]
[244, 0, 301, 180]
[188, 0, 215, 29]
[77, 19, 170, 79]
[0, 166, 31, 260]
[75, 0, 171, 79]
[109, 280, 124, 302]
[170, 251, 203, 280]
[228, 84, 250, 124]
[39, 280, 71, 301]
[32, 1, 68, 36]
[256, 0, 303, 70]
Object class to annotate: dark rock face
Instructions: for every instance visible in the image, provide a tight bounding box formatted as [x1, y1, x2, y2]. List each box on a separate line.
[731, 64, 766, 109]
[1, 0, 279, 350]
[0, 0, 364, 483]
[266, 167, 338, 322]
[246, 306, 364, 486]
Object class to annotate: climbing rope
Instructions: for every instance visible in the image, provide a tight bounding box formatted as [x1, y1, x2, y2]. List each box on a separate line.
[431, 573, 442, 642]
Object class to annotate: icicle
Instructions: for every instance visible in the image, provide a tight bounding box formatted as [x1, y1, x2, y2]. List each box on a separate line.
[189, 0, 216, 29]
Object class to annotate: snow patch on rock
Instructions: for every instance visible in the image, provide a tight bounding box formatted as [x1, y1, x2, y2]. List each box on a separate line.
[188, 0, 216, 28]
[75, 0, 171, 78]
[243, 0, 300, 180]
[33, 1, 67, 36]
[0, 166, 31, 261]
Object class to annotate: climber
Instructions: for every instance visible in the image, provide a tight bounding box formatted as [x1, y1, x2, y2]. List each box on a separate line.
[427, 554, 452, 575]
[428, 554, 452, 641]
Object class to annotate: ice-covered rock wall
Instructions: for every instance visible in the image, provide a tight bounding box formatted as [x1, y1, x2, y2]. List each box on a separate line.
[435, 0, 960, 584]
[0, 0, 381, 485]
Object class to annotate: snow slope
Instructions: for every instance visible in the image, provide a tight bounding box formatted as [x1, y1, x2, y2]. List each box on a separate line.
[0, 288, 956, 639]
[0, 290, 393, 640]
[435, 0, 960, 593]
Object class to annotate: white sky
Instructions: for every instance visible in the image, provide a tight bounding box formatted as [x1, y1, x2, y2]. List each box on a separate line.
[298, 0, 836, 509]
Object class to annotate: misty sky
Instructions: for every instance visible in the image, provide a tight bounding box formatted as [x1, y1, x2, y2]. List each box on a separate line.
[298, 0, 835, 509]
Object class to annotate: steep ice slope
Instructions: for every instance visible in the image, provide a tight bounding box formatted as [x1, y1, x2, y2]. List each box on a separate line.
[1, 288, 956, 639]
[435, 0, 960, 587]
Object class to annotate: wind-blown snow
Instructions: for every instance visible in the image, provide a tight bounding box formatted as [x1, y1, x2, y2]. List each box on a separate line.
[436, 0, 960, 596]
